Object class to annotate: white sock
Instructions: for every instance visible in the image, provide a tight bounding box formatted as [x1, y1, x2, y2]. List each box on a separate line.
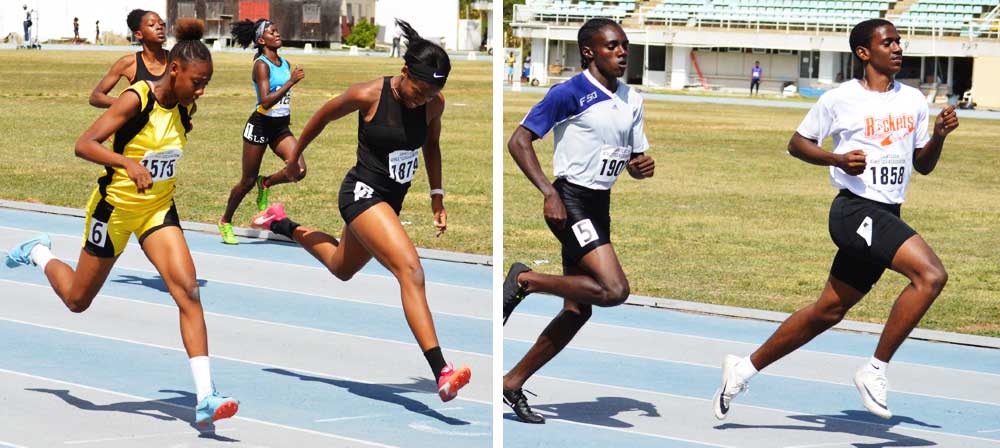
[29, 244, 54, 268]
[866, 356, 888, 375]
[734, 356, 759, 384]
[189, 356, 213, 403]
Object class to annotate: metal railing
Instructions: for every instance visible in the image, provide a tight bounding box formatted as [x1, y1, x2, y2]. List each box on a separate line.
[512, 3, 1000, 40]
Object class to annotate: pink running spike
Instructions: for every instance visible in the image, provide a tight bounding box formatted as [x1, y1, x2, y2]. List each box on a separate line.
[250, 203, 287, 230]
[437, 364, 471, 402]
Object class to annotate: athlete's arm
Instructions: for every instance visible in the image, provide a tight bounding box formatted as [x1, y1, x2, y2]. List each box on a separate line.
[913, 105, 958, 175]
[75, 90, 153, 193]
[424, 93, 447, 237]
[254, 60, 304, 110]
[627, 152, 655, 179]
[508, 125, 567, 228]
[788, 132, 867, 176]
[89, 55, 135, 108]
[286, 81, 373, 171]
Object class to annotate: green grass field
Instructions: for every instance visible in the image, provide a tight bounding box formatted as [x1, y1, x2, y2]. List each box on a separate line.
[504, 92, 1000, 336]
[0, 50, 492, 255]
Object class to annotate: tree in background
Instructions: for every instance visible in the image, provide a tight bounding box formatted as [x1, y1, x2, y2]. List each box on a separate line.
[344, 20, 377, 48]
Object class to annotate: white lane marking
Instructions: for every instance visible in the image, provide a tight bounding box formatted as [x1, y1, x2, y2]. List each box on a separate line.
[0, 368, 396, 448]
[534, 418, 735, 448]
[505, 335, 1000, 407]
[783, 442, 855, 448]
[0, 441, 30, 448]
[0, 316, 491, 406]
[978, 429, 1000, 434]
[0, 279, 489, 359]
[513, 312, 1000, 378]
[63, 429, 236, 445]
[314, 407, 463, 423]
[0, 252, 490, 322]
[528, 374, 1000, 445]
[408, 420, 490, 437]
[0, 226, 488, 292]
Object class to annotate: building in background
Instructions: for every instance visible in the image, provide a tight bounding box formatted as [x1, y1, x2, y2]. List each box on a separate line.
[165, 0, 345, 45]
[511, 0, 1000, 108]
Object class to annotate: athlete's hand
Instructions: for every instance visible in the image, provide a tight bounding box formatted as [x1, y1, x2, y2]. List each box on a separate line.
[125, 159, 153, 193]
[431, 196, 447, 237]
[543, 191, 568, 229]
[627, 154, 655, 179]
[835, 150, 867, 176]
[291, 65, 305, 84]
[934, 105, 959, 138]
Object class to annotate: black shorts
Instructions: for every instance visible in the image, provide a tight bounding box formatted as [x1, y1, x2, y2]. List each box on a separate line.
[338, 167, 408, 224]
[828, 189, 917, 293]
[242, 112, 292, 146]
[545, 178, 612, 267]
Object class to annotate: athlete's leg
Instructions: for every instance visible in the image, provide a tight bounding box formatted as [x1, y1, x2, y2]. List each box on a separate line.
[290, 223, 373, 281]
[503, 268, 593, 392]
[750, 276, 866, 370]
[874, 235, 947, 362]
[515, 243, 630, 307]
[43, 249, 117, 313]
[263, 133, 306, 187]
[220, 141, 267, 224]
[345, 203, 439, 350]
[140, 227, 207, 358]
[140, 225, 238, 423]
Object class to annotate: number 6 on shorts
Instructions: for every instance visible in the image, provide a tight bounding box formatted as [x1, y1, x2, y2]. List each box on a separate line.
[88, 219, 108, 247]
[571, 219, 599, 247]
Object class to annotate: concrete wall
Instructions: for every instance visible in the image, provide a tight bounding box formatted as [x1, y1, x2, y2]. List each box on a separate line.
[972, 56, 1000, 110]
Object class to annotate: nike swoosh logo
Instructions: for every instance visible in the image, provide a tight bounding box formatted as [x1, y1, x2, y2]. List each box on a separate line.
[432, 73, 445, 78]
[719, 381, 729, 413]
[871, 364, 880, 370]
[863, 384, 888, 409]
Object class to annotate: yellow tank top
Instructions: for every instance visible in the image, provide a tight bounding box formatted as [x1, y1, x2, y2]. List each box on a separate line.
[97, 81, 190, 211]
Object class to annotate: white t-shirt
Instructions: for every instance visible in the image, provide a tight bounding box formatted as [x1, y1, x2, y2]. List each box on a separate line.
[797, 79, 930, 204]
[520, 70, 649, 190]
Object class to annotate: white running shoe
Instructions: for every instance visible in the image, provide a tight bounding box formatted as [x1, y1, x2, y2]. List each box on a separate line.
[713, 354, 749, 420]
[854, 367, 892, 419]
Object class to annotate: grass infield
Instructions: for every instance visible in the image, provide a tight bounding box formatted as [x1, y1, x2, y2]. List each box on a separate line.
[0, 50, 492, 255]
[504, 91, 1000, 336]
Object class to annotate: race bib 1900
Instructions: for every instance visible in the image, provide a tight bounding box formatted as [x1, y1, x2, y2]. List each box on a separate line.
[388, 149, 420, 184]
[140, 149, 182, 182]
[595, 145, 631, 184]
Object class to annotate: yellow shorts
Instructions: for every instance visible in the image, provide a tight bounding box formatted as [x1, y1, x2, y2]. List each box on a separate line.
[82, 189, 180, 258]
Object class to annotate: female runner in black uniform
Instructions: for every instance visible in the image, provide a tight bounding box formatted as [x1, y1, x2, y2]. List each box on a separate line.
[248, 19, 470, 402]
[90, 9, 168, 107]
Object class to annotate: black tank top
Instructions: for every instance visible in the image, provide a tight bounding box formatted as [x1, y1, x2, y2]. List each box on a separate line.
[133, 51, 166, 82]
[355, 76, 428, 187]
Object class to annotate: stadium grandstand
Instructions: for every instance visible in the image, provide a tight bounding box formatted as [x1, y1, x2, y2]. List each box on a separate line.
[510, 0, 1000, 108]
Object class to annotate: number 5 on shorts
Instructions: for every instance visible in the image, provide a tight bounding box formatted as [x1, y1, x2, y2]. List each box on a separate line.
[571, 219, 599, 247]
[88, 219, 108, 247]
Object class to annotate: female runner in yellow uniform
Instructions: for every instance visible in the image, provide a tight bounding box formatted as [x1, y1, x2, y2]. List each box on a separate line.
[5, 19, 238, 427]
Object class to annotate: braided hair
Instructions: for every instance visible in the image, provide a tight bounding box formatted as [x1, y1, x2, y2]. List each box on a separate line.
[169, 18, 211, 64]
[577, 18, 622, 69]
[397, 19, 451, 84]
[126, 9, 149, 32]
[231, 18, 269, 58]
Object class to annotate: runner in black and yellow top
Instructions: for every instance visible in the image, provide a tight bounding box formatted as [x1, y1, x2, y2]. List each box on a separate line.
[89, 9, 169, 108]
[217, 19, 306, 244]
[5, 19, 239, 427]
[247, 19, 471, 402]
